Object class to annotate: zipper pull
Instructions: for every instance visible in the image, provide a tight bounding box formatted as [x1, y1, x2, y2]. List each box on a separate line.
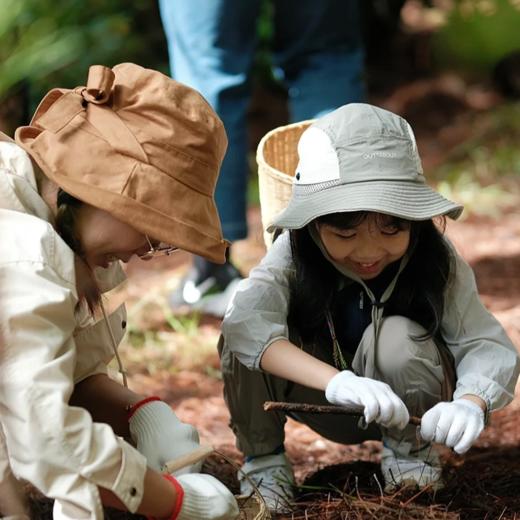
[359, 291, 364, 310]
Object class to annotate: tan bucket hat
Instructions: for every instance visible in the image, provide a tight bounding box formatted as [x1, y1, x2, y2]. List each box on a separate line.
[268, 103, 463, 232]
[15, 63, 229, 263]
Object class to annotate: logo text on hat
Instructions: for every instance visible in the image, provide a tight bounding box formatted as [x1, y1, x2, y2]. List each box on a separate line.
[362, 152, 397, 159]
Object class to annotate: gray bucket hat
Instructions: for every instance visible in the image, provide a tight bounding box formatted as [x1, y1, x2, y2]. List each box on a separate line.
[268, 103, 463, 232]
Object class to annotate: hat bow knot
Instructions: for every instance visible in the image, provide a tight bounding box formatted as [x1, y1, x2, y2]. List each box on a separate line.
[81, 65, 115, 105]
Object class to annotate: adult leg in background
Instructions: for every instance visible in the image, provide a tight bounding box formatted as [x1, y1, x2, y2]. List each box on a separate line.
[272, 0, 366, 122]
[158, 0, 261, 315]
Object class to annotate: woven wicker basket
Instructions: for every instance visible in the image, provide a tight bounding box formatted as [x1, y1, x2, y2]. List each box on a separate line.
[256, 120, 312, 247]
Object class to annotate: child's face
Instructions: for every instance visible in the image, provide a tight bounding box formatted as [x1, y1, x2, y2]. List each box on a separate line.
[317, 215, 410, 280]
[74, 205, 158, 269]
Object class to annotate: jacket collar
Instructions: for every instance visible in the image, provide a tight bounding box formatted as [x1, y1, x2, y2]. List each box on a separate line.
[0, 136, 126, 293]
[0, 136, 54, 224]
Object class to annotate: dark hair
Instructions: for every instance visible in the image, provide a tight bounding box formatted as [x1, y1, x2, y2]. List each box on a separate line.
[55, 189, 101, 313]
[286, 211, 455, 347]
[55, 189, 84, 255]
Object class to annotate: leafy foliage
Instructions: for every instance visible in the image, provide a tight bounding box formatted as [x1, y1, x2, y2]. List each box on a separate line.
[433, 102, 520, 216]
[433, 0, 520, 75]
[0, 0, 168, 106]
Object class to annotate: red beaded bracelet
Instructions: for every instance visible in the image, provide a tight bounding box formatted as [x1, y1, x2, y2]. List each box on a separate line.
[164, 474, 185, 520]
[146, 474, 184, 520]
[126, 396, 162, 421]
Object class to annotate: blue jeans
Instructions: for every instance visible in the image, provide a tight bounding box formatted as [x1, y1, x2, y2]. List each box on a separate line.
[159, 0, 366, 242]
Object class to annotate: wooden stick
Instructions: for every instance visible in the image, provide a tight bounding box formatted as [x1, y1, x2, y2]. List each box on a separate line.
[162, 445, 214, 474]
[263, 401, 421, 426]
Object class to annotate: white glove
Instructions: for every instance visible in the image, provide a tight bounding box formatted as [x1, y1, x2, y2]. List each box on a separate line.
[176, 473, 239, 520]
[129, 399, 200, 474]
[420, 398, 485, 454]
[325, 370, 409, 429]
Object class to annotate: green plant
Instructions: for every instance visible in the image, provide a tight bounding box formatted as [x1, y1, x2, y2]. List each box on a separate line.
[161, 303, 201, 336]
[437, 172, 517, 218]
[428, 102, 520, 217]
[433, 0, 520, 76]
[0, 0, 168, 110]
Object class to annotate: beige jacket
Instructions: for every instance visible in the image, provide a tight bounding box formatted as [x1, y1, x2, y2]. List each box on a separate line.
[0, 140, 147, 518]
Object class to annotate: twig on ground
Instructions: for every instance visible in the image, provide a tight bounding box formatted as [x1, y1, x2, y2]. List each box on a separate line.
[263, 401, 422, 426]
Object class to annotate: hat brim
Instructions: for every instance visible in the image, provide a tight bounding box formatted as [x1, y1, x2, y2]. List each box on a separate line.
[16, 131, 229, 264]
[267, 180, 463, 232]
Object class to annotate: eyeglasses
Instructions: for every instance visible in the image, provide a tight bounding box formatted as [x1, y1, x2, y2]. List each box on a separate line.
[138, 235, 178, 260]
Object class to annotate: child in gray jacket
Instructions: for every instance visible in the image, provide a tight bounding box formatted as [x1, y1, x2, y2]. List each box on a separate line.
[221, 103, 519, 512]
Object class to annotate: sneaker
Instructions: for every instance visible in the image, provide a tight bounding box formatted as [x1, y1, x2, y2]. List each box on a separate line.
[381, 439, 444, 492]
[193, 277, 242, 317]
[239, 453, 295, 512]
[169, 256, 242, 318]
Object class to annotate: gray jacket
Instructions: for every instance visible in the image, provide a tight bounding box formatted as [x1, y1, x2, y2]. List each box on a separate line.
[222, 231, 519, 412]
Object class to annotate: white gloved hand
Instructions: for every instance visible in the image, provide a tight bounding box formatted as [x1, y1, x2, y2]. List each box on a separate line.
[129, 399, 200, 474]
[176, 473, 239, 520]
[420, 398, 485, 454]
[325, 370, 409, 429]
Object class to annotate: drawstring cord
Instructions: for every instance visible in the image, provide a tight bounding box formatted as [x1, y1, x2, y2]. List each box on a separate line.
[326, 311, 349, 370]
[309, 226, 431, 470]
[100, 299, 128, 388]
[309, 225, 409, 374]
[73, 253, 128, 387]
[363, 260, 408, 373]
